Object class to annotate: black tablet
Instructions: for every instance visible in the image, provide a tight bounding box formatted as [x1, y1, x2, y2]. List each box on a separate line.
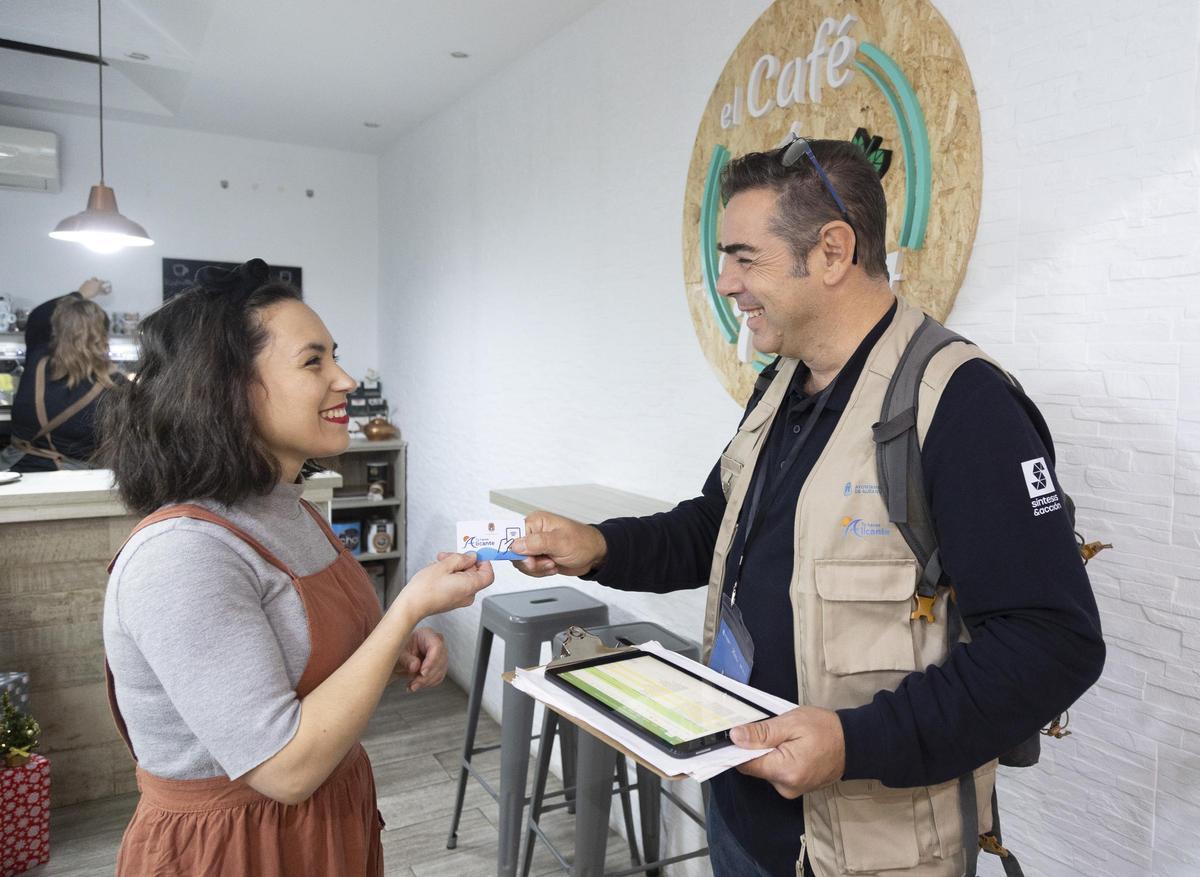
[544, 650, 775, 758]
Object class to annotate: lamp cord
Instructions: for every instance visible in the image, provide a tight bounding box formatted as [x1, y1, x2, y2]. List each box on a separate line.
[97, 0, 104, 184]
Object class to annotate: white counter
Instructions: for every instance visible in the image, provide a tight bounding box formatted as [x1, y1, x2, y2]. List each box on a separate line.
[489, 483, 674, 521]
[0, 469, 342, 524]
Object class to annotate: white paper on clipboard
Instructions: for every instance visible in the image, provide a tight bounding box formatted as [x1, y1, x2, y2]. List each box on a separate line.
[511, 640, 797, 782]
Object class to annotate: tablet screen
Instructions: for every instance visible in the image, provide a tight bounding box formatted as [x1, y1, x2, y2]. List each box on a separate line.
[557, 654, 769, 746]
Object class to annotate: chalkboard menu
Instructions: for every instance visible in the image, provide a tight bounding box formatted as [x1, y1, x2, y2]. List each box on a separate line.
[162, 259, 303, 301]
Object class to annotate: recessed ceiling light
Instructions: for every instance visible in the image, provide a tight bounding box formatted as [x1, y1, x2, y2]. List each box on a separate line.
[450, 51, 469, 59]
[363, 121, 381, 128]
[126, 52, 149, 61]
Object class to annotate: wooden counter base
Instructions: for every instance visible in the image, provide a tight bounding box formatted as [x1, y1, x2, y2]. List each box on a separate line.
[0, 470, 341, 807]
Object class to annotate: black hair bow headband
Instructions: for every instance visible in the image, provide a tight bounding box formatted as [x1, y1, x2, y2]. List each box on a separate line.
[194, 258, 269, 302]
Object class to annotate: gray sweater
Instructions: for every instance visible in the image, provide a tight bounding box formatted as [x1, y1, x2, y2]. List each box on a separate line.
[103, 482, 339, 780]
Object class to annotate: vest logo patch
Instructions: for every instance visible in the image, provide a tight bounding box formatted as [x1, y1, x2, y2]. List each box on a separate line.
[842, 481, 882, 497]
[841, 516, 892, 537]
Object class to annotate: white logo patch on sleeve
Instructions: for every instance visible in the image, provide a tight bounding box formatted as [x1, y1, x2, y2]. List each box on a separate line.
[1021, 457, 1055, 498]
[1021, 457, 1063, 517]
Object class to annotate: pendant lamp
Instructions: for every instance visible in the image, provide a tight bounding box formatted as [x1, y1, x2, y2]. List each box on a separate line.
[49, 0, 153, 254]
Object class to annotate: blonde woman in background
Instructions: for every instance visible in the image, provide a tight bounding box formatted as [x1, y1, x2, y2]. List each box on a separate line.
[1, 278, 121, 471]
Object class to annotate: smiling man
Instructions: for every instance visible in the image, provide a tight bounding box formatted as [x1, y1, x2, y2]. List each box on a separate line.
[512, 140, 1104, 877]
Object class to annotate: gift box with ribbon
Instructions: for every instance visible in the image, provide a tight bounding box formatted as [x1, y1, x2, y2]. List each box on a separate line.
[0, 754, 50, 876]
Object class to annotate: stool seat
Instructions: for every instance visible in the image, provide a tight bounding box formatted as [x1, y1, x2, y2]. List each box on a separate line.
[482, 587, 608, 635]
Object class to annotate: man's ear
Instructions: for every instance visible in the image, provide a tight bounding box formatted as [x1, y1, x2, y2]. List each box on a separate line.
[818, 221, 855, 286]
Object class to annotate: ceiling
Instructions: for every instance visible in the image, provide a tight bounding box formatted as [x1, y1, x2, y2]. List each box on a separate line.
[0, 0, 604, 153]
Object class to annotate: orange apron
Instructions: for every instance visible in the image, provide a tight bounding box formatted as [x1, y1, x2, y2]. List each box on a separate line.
[105, 500, 386, 876]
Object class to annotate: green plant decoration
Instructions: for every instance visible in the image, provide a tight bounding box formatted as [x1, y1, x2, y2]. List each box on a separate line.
[852, 127, 893, 179]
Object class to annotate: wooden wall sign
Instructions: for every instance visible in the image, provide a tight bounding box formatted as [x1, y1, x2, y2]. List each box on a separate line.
[682, 0, 982, 403]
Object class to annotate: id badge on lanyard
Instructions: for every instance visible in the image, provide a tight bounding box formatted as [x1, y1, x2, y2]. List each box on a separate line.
[710, 592, 756, 684]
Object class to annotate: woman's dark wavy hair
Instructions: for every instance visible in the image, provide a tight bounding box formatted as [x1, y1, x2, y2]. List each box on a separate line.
[98, 280, 302, 515]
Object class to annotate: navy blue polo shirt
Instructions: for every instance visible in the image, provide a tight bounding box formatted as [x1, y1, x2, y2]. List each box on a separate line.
[590, 301, 1104, 877]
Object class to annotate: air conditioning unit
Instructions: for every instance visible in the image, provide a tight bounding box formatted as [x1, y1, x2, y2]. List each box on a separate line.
[0, 126, 60, 193]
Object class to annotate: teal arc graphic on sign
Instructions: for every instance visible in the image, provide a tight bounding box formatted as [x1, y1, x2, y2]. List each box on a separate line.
[698, 43, 932, 369]
[856, 42, 932, 249]
[700, 144, 740, 344]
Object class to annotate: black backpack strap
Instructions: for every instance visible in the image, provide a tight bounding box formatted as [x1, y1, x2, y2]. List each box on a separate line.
[731, 355, 785, 432]
[749, 356, 783, 407]
[980, 786, 1027, 876]
[876, 318, 1041, 876]
[872, 315, 970, 613]
[959, 772, 980, 876]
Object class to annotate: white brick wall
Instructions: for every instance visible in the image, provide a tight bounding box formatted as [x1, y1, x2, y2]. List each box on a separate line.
[378, 1, 1200, 873]
[945, 1, 1200, 872]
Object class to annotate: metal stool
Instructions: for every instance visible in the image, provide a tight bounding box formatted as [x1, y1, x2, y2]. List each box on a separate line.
[447, 587, 609, 877]
[522, 622, 706, 877]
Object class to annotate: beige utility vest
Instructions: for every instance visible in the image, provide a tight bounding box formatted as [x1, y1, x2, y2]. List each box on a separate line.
[703, 296, 998, 877]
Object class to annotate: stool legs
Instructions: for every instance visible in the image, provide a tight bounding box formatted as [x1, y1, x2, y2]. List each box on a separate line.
[560, 722, 577, 815]
[572, 730, 619, 876]
[448, 625, 495, 849]
[497, 636, 545, 877]
[521, 710, 559, 877]
[636, 764, 662, 876]
[614, 755, 642, 867]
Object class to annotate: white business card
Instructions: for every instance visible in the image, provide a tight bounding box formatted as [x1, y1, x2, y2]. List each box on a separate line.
[456, 520, 527, 562]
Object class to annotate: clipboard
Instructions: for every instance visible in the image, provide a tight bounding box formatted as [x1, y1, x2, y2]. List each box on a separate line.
[502, 626, 687, 781]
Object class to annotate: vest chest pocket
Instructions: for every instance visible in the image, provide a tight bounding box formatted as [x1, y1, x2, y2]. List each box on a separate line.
[815, 559, 920, 675]
[719, 403, 775, 499]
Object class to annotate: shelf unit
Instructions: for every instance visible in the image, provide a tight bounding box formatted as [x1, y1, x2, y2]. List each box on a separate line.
[314, 437, 406, 608]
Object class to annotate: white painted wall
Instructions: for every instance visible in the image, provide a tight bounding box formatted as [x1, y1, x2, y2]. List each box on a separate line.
[378, 1, 1200, 875]
[0, 107, 380, 380]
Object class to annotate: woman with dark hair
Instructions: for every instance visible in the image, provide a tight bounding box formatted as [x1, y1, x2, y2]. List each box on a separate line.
[99, 259, 493, 876]
[2, 278, 120, 471]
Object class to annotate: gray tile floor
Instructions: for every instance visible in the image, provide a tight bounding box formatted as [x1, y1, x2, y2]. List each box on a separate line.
[25, 680, 632, 876]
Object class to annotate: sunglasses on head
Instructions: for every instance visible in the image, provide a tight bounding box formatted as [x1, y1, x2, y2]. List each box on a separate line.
[780, 137, 859, 265]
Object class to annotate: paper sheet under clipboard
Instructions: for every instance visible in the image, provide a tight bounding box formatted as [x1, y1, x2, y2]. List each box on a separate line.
[508, 640, 797, 782]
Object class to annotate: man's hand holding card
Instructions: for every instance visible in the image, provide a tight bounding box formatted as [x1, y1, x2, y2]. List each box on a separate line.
[510, 511, 608, 577]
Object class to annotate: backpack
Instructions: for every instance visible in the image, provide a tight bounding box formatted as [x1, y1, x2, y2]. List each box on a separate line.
[871, 314, 1105, 877]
